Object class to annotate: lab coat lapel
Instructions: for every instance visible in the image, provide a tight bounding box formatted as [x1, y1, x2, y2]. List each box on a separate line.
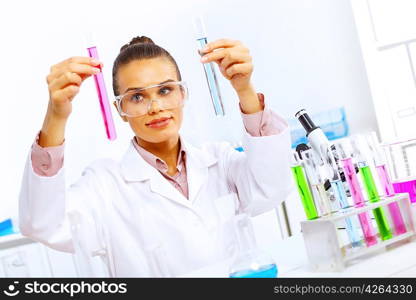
[183, 141, 218, 204]
[148, 171, 191, 208]
[121, 139, 218, 208]
[120, 142, 191, 208]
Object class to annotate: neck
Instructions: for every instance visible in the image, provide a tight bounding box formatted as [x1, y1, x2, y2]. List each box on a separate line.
[136, 135, 180, 173]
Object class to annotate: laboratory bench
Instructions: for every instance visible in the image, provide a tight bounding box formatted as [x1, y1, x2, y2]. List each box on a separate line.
[0, 233, 78, 277]
[1, 229, 415, 278]
[182, 234, 416, 278]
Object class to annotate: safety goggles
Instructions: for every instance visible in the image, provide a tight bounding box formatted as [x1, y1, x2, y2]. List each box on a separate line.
[115, 81, 188, 117]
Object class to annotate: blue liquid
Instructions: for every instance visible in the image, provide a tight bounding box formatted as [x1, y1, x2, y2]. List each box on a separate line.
[331, 180, 362, 248]
[229, 264, 278, 278]
[197, 37, 225, 116]
[0, 219, 15, 236]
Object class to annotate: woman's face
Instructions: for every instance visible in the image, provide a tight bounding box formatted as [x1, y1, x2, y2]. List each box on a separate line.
[115, 57, 183, 144]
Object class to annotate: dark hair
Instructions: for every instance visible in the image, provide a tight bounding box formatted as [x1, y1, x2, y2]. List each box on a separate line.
[112, 36, 182, 95]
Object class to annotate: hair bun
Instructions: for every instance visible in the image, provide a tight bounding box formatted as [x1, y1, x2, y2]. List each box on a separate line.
[120, 36, 155, 52]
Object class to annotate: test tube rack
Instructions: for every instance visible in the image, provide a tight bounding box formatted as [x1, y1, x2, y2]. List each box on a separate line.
[301, 193, 416, 272]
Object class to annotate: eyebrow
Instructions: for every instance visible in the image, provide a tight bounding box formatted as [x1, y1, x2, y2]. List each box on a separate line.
[123, 79, 176, 93]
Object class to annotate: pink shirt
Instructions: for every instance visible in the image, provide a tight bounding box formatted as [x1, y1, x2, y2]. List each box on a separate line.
[132, 136, 189, 198]
[31, 93, 287, 199]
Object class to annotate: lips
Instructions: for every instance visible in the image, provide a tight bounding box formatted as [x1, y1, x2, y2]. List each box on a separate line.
[146, 117, 173, 128]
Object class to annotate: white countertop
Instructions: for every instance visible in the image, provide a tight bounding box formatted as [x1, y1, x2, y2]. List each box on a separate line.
[0, 233, 35, 249]
[3, 231, 416, 278]
[182, 234, 416, 277]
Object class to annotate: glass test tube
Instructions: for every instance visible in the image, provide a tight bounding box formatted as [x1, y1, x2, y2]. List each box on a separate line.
[324, 146, 362, 248]
[367, 132, 407, 236]
[330, 180, 362, 248]
[335, 141, 378, 247]
[193, 16, 225, 116]
[351, 136, 393, 241]
[359, 166, 393, 240]
[291, 152, 319, 220]
[302, 150, 332, 216]
[87, 46, 117, 141]
[294, 109, 361, 246]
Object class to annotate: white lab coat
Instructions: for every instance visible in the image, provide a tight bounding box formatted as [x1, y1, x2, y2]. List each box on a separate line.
[19, 123, 292, 277]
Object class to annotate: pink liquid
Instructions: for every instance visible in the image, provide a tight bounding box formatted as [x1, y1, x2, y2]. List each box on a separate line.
[393, 178, 416, 204]
[87, 47, 117, 141]
[376, 165, 407, 235]
[341, 158, 377, 246]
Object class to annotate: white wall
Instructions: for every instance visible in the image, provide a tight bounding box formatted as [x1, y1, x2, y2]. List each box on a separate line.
[2, 0, 377, 230]
[351, 0, 416, 142]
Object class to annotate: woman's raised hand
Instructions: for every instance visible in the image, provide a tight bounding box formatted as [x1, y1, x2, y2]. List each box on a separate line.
[46, 56, 102, 120]
[39, 57, 102, 147]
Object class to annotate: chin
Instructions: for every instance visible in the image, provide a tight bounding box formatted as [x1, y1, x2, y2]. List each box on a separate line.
[142, 127, 179, 143]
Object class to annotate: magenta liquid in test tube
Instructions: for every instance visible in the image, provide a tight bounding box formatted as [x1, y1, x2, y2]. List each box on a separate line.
[87, 46, 117, 141]
[376, 164, 407, 235]
[367, 133, 406, 236]
[336, 142, 378, 247]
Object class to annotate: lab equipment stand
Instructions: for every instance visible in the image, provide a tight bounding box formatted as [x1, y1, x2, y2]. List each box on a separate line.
[301, 193, 416, 272]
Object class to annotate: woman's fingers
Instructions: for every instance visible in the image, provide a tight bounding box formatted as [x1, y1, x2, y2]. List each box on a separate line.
[45, 56, 103, 120]
[224, 62, 253, 79]
[48, 71, 83, 91]
[201, 44, 248, 61]
[200, 45, 252, 78]
[65, 63, 101, 77]
[200, 39, 254, 92]
[49, 57, 102, 80]
[58, 56, 101, 68]
[218, 52, 251, 73]
[200, 39, 241, 54]
[47, 56, 102, 103]
[50, 84, 80, 103]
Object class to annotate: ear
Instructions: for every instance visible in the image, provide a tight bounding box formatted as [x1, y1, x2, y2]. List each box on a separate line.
[113, 101, 128, 122]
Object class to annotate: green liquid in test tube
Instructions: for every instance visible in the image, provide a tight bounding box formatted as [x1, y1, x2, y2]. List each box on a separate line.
[359, 165, 393, 241]
[291, 165, 318, 220]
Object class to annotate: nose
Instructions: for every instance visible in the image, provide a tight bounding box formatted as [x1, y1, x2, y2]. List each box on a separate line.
[147, 99, 163, 114]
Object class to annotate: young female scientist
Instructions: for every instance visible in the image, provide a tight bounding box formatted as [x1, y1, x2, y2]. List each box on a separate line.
[19, 36, 292, 277]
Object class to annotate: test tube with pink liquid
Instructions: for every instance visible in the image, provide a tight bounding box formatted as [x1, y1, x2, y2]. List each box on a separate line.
[335, 141, 378, 247]
[367, 132, 407, 236]
[86, 33, 117, 141]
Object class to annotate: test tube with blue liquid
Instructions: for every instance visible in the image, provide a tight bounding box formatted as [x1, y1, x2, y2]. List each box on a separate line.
[324, 146, 363, 248]
[295, 109, 362, 248]
[335, 140, 378, 247]
[194, 16, 225, 116]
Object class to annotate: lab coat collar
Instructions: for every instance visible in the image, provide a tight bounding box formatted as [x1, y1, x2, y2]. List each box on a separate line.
[120, 137, 217, 206]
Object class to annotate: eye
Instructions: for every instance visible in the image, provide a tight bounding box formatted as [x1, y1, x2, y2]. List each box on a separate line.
[129, 93, 144, 102]
[159, 86, 172, 96]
